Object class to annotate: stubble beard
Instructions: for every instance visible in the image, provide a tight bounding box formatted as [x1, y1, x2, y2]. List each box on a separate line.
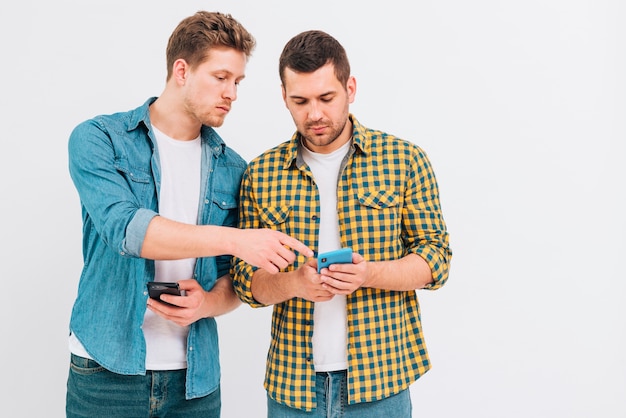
[300, 115, 348, 147]
[204, 114, 225, 128]
[300, 119, 346, 149]
[185, 97, 227, 128]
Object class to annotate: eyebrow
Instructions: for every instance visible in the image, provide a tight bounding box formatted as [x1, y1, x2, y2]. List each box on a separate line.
[211, 68, 245, 79]
[289, 91, 335, 100]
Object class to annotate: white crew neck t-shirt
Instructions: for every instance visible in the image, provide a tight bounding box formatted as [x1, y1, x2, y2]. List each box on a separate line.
[142, 126, 201, 370]
[301, 139, 351, 372]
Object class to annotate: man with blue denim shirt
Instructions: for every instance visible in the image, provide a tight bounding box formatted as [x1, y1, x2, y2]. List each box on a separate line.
[65, 11, 312, 418]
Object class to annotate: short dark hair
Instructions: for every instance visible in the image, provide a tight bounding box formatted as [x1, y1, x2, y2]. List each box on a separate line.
[278, 30, 350, 87]
[165, 11, 256, 80]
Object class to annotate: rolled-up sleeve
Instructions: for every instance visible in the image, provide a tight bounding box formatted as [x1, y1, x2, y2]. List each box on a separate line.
[403, 147, 452, 290]
[123, 208, 158, 257]
[68, 118, 157, 259]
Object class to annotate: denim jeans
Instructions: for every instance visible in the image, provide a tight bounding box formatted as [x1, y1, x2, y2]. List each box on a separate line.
[66, 354, 220, 418]
[267, 370, 412, 418]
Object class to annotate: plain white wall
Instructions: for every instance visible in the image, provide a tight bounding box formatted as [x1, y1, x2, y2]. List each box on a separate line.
[1, 0, 624, 417]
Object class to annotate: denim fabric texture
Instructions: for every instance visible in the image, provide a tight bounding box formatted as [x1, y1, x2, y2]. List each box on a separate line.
[66, 354, 221, 417]
[267, 370, 412, 418]
[67, 97, 247, 399]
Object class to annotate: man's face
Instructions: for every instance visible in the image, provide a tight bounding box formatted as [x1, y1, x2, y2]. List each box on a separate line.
[282, 63, 356, 154]
[182, 47, 247, 128]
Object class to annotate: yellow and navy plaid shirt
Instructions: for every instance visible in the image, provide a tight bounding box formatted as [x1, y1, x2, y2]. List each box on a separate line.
[232, 115, 451, 411]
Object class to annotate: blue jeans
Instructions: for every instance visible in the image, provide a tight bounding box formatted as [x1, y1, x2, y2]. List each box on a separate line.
[267, 370, 412, 418]
[66, 354, 220, 418]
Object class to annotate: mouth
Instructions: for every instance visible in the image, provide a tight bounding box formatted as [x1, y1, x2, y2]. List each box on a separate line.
[309, 125, 327, 135]
[216, 104, 231, 113]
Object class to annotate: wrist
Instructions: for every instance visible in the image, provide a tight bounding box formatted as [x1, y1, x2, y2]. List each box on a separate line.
[218, 226, 238, 257]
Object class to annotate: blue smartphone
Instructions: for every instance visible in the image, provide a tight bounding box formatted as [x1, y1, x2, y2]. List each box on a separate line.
[317, 248, 353, 273]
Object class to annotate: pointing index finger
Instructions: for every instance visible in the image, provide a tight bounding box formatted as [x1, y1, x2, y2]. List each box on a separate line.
[281, 236, 313, 257]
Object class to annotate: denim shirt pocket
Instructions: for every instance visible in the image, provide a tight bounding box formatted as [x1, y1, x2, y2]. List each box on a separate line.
[211, 191, 238, 228]
[114, 158, 152, 202]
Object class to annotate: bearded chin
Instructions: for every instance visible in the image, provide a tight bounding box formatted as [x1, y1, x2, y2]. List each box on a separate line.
[203, 114, 225, 128]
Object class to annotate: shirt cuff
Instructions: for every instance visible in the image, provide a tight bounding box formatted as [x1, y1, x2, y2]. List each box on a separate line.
[122, 208, 158, 257]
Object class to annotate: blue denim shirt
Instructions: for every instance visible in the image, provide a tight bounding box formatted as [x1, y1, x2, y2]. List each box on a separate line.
[67, 97, 247, 399]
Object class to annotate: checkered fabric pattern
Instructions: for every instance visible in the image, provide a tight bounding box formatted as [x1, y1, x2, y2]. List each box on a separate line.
[231, 115, 451, 411]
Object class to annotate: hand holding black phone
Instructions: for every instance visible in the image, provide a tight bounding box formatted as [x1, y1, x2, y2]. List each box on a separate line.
[147, 282, 187, 307]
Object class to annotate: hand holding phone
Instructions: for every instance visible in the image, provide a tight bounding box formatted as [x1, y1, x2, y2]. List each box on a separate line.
[147, 282, 187, 307]
[317, 248, 353, 273]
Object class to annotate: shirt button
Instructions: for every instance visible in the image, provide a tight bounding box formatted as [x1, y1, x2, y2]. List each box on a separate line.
[311, 215, 318, 221]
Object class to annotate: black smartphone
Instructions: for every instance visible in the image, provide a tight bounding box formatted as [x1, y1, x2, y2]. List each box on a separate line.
[147, 282, 186, 306]
[317, 248, 353, 273]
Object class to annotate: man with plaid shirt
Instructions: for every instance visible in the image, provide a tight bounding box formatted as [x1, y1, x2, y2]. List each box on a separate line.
[232, 30, 452, 417]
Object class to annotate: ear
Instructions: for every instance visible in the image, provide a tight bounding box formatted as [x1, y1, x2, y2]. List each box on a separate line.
[281, 84, 288, 107]
[172, 59, 189, 86]
[346, 76, 357, 104]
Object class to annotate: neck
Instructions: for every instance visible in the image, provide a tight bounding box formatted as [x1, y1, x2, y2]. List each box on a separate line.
[149, 92, 201, 141]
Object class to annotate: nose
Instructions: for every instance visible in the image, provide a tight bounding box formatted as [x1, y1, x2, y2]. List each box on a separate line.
[223, 82, 238, 101]
[308, 101, 323, 121]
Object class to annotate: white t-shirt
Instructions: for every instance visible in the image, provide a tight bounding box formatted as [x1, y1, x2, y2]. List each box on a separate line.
[68, 126, 202, 371]
[143, 126, 201, 370]
[301, 139, 351, 372]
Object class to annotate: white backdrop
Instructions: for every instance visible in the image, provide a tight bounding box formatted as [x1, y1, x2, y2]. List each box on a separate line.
[1, 1, 624, 417]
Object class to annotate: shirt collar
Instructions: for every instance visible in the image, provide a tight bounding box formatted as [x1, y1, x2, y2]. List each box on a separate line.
[284, 113, 367, 169]
[128, 97, 226, 155]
